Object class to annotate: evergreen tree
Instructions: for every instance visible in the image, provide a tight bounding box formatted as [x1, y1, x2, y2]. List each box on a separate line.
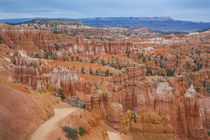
[81, 67, 85, 74]
[89, 68, 93, 75]
[105, 70, 109, 76]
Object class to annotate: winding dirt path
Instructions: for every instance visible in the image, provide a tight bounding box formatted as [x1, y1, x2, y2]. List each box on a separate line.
[30, 108, 75, 140]
[31, 107, 122, 140]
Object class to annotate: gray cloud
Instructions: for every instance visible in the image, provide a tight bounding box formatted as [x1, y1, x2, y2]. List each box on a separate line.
[0, 0, 210, 21]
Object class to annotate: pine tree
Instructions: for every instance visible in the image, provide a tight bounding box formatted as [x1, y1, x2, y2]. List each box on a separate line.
[89, 68, 93, 75]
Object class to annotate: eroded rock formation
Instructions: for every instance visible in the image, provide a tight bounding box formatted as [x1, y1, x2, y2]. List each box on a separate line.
[0, 22, 209, 140]
[121, 110, 176, 140]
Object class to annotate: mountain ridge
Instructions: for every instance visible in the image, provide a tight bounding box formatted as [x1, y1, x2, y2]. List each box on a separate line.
[1, 17, 210, 32]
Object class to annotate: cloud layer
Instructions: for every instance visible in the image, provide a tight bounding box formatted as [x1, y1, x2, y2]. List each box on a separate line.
[0, 0, 210, 22]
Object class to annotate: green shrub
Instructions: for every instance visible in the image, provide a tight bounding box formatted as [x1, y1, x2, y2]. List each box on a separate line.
[159, 60, 163, 68]
[89, 68, 93, 75]
[105, 70, 109, 76]
[155, 60, 157, 65]
[161, 73, 165, 76]
[44, 53, 49, 59]
[53, 30, 59, 34]
[82, 104, 86, 109]
[101, 59, 105, 65]
[133, 111, 136, 123]
[13, 59, 16, 65]
[126, 48, 130, 58]
[58, 89, 65, 100]
[52, 55, 57, 60]
[90, 59, 94, 63]
[195, 87, 200, 92]
[81, 67, 85, 74]
[79, 127, 86, 136]
[166, 69, 175, 77]
[96, 70, 99, 75]
[193, 60, 202, 71]
[62, 126, 78, 140]
[35, 53, 40, 58]
[146, 67, 153, 76]
[95, 83, 99, 89]
[148, 56, 151, 61]
[70, 99, 85, 109]
[143, 57, 146, 62]
[71, 56, 74, 61]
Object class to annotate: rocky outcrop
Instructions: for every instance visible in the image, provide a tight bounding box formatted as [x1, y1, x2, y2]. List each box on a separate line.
[87, 74, 209, 139]
[11, 50, 87, 96]
[136, 79, 208, 140]
[121, 110, 176, 140]
[83, 66, 146, 130]
[199, 96, 210, 134]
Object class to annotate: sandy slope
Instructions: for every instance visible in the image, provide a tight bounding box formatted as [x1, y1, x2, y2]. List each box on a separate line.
[30, 108, 76, 140]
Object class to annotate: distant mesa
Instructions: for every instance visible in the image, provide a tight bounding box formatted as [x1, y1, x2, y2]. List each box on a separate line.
[1, 16, 210, 32]
[23, 19, 84, 26]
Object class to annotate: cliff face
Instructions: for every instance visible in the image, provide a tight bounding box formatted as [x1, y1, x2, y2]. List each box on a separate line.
[11, 50, 83, 97]
[106, 72, 208, 139]
[135, 79, 209, 140]
[200, 97, 210, 133]
[121, 110, 176, 140]
[82, 66, 146, 130]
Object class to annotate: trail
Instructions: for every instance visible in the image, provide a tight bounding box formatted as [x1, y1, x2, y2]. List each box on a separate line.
[30, 108, 75, 140]
[108, 131, 122, 140]
[31, 107, 122, 140]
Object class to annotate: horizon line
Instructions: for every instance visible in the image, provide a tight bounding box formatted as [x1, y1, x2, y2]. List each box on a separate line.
[0, 16, 210, 23]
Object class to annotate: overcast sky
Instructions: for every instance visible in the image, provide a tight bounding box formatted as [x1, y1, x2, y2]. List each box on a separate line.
[0, 0, 210, 22]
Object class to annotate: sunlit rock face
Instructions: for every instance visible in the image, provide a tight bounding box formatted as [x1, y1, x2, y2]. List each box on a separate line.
[184, 84, 196, 98]
[121, 110, 176, 140]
